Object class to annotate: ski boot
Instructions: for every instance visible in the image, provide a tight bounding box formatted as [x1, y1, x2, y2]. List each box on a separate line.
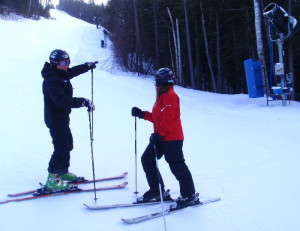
[137, 189, 172, 203]
[60, 172, 77, 182]
[170, 193, 200, 210]
[45, 173, 70, 190]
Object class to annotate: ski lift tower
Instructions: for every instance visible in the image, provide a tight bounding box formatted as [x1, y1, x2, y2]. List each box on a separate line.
[263, 3, 297, 106]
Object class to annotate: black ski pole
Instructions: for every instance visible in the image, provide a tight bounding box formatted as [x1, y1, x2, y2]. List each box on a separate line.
[153, 143, 167, 231]
[89, 61, 98, 202]
[90, 61, 98, 134]
[134, 117, 139, 195]
[88, 110, 97, 202]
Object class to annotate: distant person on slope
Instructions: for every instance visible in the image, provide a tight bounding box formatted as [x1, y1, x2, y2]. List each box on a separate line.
[41, 49, 96, 190]
[131, 67, 199, 209]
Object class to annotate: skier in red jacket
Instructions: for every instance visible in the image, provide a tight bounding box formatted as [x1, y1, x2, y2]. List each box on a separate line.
[131, 67, 199, 209]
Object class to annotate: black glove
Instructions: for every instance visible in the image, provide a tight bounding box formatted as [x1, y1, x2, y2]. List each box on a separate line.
[85, 62, 97, 70]
[150, 132, 163, 144]
[131, 107, 144, 119]
[83, 99, 95, 112]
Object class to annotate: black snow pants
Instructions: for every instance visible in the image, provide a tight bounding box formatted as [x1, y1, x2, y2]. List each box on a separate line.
[141, 140, 195, 197]
[48, 126, 73, 174]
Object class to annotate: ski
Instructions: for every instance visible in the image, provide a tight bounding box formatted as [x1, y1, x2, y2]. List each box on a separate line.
[84, 200, 174, 210]
[8, 172, 128, 197]
[122, 196, 221, 224]
[84, 189, 173, 210]
[0, 182, 128, 205]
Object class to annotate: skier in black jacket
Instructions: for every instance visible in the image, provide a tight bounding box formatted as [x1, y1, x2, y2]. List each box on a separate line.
[41, 49, 96, 190]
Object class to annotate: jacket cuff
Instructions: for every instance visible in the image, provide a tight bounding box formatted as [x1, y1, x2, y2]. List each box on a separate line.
[72, 97, 86, 108]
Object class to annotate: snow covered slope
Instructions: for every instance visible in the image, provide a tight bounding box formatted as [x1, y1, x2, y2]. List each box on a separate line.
[0, 9, 300, 231]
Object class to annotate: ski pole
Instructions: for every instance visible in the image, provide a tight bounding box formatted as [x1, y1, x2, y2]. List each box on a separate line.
[88, 110, 97, 202]
[90, 61, 98, 134]
[153, 144, 167, 231]
[89, 61, 98, 202]
[134, 117, 139, 195]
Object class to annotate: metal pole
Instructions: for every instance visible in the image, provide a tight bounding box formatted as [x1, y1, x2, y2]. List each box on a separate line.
[276, 33, 287, 106]
[134, 117, 138, 195]
[153, 144, 167, 231]
[88, 111, 97, 202]
[89, 61, 98, 201]
[90, 61, 98, 132]
[91, 68, 94, 133]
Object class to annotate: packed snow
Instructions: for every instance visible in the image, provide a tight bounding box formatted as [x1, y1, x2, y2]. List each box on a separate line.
[0, 9, 300, 231]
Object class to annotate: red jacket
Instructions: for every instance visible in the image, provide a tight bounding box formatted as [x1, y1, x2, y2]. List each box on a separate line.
[144, 87, 184, 141]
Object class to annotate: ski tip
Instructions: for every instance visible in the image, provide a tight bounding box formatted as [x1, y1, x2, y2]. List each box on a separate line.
[121, 182, 129, 187]
[121, 218, 133, 224]
[214, 197, 221, 202]
[83, 203, 101, 210]
[199, 197, 221, 204]
[209, 197, 221, 201]
[121, 217, 144, 225]
[7, 194, 16, 197]
[7, 190, 36, 197]
[83, 203, 93, 209]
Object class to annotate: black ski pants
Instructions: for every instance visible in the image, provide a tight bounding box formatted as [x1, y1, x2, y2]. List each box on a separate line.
[48, 126, 73, 174]
[141, 140, 195, 198]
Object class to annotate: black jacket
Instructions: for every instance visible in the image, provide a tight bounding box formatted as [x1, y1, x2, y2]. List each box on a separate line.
[41, 62, 90, 128]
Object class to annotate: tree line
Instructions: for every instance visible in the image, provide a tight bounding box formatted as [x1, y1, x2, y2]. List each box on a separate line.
[1, 0, 299, 100]
[101, 0, 300, 99]
[0, 0, 52, 19]
[58, 0, 105, 24]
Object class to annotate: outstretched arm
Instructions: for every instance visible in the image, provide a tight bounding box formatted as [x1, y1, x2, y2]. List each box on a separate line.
[67, 61, 98, 79]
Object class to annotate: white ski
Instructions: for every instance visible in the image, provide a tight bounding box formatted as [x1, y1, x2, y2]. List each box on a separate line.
[84, 189, 173, 210]
[84, 200, 173, 210]
[122, 197, 221, 224]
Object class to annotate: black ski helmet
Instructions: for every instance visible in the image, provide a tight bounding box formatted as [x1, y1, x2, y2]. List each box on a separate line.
[49, 49, 70, 64]
[155, 67, 175, 86]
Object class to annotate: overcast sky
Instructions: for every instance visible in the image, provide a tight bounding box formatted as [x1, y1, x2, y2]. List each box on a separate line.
[52, 0, 107, 7]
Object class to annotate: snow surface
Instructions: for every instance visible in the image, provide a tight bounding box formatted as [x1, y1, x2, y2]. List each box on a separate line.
[1, 9, 300, 231]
